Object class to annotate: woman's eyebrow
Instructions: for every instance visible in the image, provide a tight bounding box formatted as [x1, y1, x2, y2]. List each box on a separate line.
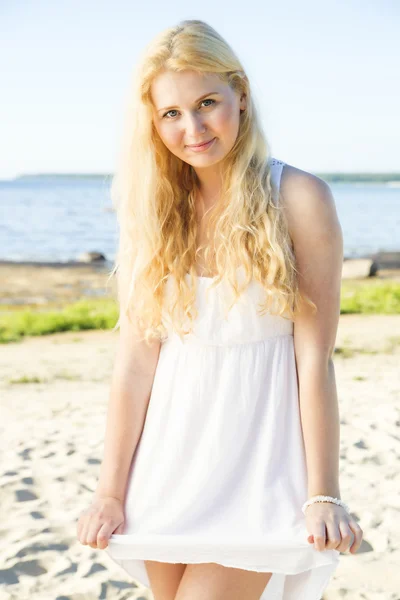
[157, 92, 220, 113]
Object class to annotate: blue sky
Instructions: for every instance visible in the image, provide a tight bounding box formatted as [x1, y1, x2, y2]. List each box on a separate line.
[1, 0, 398, 178]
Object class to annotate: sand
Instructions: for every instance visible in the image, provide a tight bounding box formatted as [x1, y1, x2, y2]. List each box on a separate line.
[0, 261, 116, 307]
[1, 314, 399, 600]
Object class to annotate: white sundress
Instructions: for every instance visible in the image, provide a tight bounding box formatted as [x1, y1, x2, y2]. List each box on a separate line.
[106, 158, 341, 599]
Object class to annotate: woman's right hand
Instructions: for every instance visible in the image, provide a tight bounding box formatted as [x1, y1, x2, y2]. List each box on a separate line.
[76, 495, 125, 550]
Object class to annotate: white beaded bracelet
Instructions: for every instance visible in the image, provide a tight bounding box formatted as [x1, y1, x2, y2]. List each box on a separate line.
[302, 495, 350, 515]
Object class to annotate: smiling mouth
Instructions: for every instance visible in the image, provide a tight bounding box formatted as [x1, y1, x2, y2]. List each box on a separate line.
[186, 138, 216, 149]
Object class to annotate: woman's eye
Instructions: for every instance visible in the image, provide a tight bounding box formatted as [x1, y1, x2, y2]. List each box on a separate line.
[163, 109, 178, 119]
[163, 99, 216, 119]
[201, 98, 215, 108]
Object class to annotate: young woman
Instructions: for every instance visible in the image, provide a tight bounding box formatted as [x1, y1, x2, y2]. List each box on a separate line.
[77, 19, 363, 600]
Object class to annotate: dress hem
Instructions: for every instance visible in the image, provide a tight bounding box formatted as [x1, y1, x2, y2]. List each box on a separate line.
[107, 534, 340, 576]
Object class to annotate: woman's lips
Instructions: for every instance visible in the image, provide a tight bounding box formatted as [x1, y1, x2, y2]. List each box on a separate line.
[186, 138, 216, 152]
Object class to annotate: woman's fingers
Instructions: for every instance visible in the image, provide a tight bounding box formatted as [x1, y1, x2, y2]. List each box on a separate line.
[78, 517, 91, 546]
[312, 522, 327, 552]
[348, 519, 364, 554]
[96, 522, 116, 549]
[76, 509, 90, 540]
[324, 520, 341, 551]
[114, 521, 125, 534]
[311, 519, 362, 553]
[336, 521, 355, 552]
[86, 516, 106, 548]
[305, 504, 364, 555]
[76, 497, 125, 549]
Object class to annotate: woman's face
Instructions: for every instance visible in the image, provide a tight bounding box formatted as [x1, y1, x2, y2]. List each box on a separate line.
[150, 70, 246, 168]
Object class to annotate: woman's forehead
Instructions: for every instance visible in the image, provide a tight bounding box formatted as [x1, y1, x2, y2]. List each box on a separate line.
[150, 70, 227, 107]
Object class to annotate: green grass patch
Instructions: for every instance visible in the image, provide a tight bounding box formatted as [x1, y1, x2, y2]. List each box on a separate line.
[340, 280, 400, 314]
[54, 370, 81, 381]
[333, 346, 355, 359]
[0, 298, 118, 344]
[8, 370, 81, 385]
[9, 374, 48, 384]
[0, 279, 399, 344]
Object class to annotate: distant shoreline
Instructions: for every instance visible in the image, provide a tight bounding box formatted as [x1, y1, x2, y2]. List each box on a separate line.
[2, 172, 400, 184]
[0, 259, 114, 269]
[1, 251, 400, 268]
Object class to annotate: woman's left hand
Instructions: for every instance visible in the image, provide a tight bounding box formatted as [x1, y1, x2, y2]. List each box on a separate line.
[305, 501, 363, 554]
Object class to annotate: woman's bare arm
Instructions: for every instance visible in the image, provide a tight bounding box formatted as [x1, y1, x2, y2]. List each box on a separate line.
[94, 273, 161, 504]
[280, 165, 344, 499]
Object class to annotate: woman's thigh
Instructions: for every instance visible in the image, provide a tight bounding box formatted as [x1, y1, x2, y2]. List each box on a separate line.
[174, 562, 273, 600]
[144, 560, 187, 600]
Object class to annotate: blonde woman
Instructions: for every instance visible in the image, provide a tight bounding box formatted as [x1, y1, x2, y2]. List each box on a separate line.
[77, 19, 363, 600]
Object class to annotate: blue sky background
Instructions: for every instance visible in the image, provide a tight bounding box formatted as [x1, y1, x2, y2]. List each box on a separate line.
[1, 0, 398, 179]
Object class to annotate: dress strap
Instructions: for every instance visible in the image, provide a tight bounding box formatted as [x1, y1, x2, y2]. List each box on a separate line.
[269, 157, 285, 206]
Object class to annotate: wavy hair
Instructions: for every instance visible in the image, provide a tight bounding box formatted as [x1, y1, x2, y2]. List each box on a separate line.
[108, 19, 315, 344]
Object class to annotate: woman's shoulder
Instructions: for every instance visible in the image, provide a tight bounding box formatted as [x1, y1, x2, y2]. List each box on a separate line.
[269, 157, 326, 188]
[269, 157, 333, 211]
[276, 160, 339, 245]
[278, 160, 334, 212]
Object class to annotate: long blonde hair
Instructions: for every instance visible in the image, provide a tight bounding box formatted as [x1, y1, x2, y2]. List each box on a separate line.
[108, 19, 314, 344]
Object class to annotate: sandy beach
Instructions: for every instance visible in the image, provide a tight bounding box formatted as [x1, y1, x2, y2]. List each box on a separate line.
[1, 264, 399, 599]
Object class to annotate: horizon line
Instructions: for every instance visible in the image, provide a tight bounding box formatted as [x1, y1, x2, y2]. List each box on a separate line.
[2, 171, 400, 183]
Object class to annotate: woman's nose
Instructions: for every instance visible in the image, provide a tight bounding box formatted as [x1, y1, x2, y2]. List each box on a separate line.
[184, 112, 206, 137]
